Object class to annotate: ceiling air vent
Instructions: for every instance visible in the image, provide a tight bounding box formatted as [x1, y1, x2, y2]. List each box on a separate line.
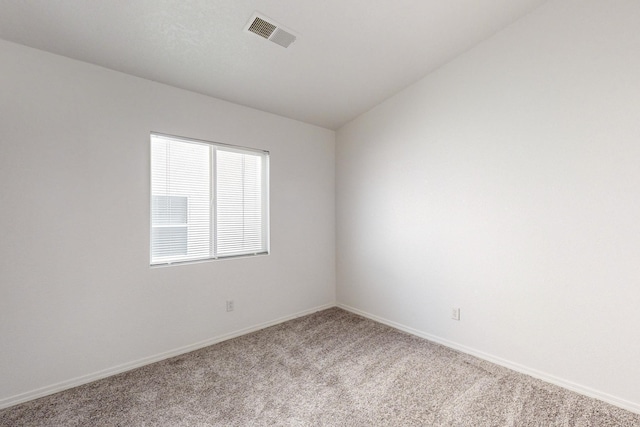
[245, 13, 297, 48]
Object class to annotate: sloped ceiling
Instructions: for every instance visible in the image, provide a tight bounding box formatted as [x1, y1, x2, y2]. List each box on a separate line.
[0, 0, 548, 129]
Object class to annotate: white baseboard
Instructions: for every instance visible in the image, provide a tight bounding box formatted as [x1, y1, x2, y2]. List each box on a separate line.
[337, 303, 640, 415]
[0, 303, 335, 410]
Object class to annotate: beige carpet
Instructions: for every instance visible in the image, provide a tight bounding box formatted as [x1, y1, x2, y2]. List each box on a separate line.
[1, 308, 639, 426]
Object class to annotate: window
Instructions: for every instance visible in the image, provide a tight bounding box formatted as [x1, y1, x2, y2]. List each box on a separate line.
[150, 133, 269, 265]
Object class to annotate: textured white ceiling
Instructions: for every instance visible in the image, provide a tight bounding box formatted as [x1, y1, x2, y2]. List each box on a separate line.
[0, 0, 547, 129]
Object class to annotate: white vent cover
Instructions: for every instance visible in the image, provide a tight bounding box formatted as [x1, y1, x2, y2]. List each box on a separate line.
[245, 13, 297, 48]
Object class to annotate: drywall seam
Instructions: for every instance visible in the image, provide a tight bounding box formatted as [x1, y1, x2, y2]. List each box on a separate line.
[337, 303, 640, 415]
[0, 303, 335, 410]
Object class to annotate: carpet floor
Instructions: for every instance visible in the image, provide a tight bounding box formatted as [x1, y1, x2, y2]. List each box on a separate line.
[1, 307, 639, 426]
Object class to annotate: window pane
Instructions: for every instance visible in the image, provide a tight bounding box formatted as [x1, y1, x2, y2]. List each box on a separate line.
[151, 136, 210, 264]
[216, 149, 265, 256]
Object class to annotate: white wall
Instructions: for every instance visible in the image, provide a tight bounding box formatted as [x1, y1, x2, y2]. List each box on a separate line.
[337, 0, 640, 412]
[0, 39, 335, 406]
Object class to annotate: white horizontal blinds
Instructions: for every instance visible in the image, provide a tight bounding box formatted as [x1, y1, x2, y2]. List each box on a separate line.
[216, 148, 266, 256]
[151, 136, 211, 264]
[150, 133, 268, 265]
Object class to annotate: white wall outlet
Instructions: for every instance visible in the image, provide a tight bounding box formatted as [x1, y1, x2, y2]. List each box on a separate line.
[226, 300, 234, 312]
[451, 307, 460, 321]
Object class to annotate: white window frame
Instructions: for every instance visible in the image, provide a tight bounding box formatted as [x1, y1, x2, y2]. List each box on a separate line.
[150, 132, 270, 266]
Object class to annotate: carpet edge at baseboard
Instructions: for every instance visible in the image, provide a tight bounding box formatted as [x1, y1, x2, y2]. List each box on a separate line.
[336, 303, 640, 416]
[0, 303, 336, 410]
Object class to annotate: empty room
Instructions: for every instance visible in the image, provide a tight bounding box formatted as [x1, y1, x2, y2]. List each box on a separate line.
[1, 0, 639, 425]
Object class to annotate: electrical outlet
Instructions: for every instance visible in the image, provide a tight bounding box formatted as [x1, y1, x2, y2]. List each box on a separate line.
[451, 307, 460, 321]
[226, 300, 234, 312]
